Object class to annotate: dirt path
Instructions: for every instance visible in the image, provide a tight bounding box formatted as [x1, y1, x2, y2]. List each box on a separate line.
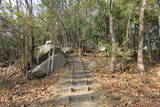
[42, 56, 100, 107]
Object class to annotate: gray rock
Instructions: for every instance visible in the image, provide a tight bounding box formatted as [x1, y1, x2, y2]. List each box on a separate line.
[36, 44, 53, 58]
[36, 44, 53, 64]
[83, 41, 95, 52]
[53, 53, 66, 70]
[53, 46, 68, 58]
[30, 53, 67, 79]
[54, 47, 63, 55]
[31, 57, 52, 78]
[36, 45, 66, 64]
[62, 47, 73, 54]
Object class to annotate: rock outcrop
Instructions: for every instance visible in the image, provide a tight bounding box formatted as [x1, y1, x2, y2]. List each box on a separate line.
[29, 46, 67, 79]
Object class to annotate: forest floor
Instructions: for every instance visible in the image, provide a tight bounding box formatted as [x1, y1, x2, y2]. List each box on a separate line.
[0, 65, 67, 106]
[81, 52, 160, 107]
[0, 52, 160, 107]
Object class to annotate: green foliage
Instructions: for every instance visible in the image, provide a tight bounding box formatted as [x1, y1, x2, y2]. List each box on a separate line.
[0, 36, 17, 62]
[0, 0, 159, 67]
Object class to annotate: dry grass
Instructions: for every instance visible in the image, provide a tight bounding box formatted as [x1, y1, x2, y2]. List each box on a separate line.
[83, 52, 160, 107]
[0, 65, 65, 106]
[1, 52, 160, 107]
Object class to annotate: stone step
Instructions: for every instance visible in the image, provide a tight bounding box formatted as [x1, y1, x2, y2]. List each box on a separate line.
[68, 93, 98, 102]
[72, 77, 93, 82]
[42, 92, 98, 106]
[60, 80, 93, 87]
[61, 79, 93, 87]
[72, 73, 95, 78]
[67, 101, 99, 107]
[70, 65, 88, 69]
[73, 74, 93, 80]
[71, 71, 95, 76]
[71, 79, 93, 86]
[64, 73, 94, 80]
[62, 85, 93, 93]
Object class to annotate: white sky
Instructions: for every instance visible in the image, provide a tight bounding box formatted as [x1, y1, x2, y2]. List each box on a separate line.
[1, 0, 42, 16]
[2, 0, 41, 5]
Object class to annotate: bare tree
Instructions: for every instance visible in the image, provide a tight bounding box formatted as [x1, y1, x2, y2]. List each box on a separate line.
[137, 0, 147, 73]
[106, 0, 116, 72]
[25, 0, 35, 65]
[158, 14, 160, 37]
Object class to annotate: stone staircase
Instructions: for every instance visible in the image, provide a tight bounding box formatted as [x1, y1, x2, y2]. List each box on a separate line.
[42, 56, 99, 107]
[61, 57, 99, 106]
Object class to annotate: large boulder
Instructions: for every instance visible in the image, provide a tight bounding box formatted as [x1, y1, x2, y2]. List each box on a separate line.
[29, 44, 67, 78]
[30, 53, 66, 79]
[36, 44, 53, 57]
[36, 44, 53, 64]
[30, 57, 52, 78]
[54, 47, 68, 58]
[36, 45, 66, 64]
[54, 47, 66, 56]
[53, 53, 66, 70]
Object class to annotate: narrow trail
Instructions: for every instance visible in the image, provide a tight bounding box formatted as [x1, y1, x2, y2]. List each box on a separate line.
[42, 55, 100, 107]
[62, 56, 99, 107]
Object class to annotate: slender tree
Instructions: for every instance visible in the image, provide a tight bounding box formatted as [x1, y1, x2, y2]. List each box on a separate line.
[25, 0, 35, 65]
[106, 0, 116, 72]
[158, 14, 160, 37]
[137, 0, 147, 73]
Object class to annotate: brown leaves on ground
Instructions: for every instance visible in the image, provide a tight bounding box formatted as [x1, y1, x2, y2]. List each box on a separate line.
[1, 53, 160, 107]
[0, 65, 64, 106]
[82, 53, 160, 107]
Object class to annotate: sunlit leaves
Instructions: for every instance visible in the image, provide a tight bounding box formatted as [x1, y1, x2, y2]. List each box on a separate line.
[15, 11, 25, 17]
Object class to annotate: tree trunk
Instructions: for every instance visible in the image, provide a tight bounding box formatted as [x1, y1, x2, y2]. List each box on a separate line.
[31, 29, 35, 63]
[107, 0, 116, 72]
[137, 0, 147, 73]
[158, 15, 160, 57]
[25, 0, 35, 65]
[125, 14, 131, 50]
[158, 14, 160, 37]
[147, 34, 152, 62]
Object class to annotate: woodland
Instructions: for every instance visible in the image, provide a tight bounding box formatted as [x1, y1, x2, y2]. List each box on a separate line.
[0, 0, 160, 106]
